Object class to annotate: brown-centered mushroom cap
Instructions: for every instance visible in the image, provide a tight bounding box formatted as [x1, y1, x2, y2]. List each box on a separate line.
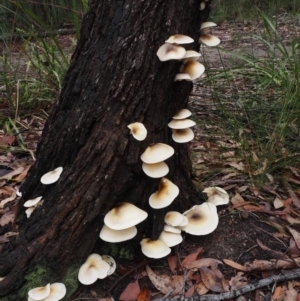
[78, 254, 110, 285]
[127, 122, 147, 141]
[181, 203, 219, 235]
[140, 238, 171, 258]
[142, 161, 169, 178]
[149, 178, 179, 209]
[141, 143, 174, 164]
[181, 61, 205, 80]
[203, 187, 229, 206]
[104, 202, 148, 230]
[156, 43, 186, 61]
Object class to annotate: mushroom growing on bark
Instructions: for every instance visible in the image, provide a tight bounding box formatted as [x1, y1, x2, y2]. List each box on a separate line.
[40, 167, 63, 185]
[104, 202, 148, 230]
[181, 203, 219, 235]
[149, 178, 179, 209]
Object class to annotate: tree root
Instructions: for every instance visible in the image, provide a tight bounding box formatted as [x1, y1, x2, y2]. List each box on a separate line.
[154, 270, 300, 301]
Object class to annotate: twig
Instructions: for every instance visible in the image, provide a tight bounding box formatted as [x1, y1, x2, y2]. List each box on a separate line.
[152, 271, 300, 301]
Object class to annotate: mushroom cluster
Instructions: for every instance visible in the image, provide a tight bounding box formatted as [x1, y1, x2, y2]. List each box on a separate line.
[140, 143, 174, 178]
[199, 22, 220, 47]
[99, 202, 148, 243]
[139, 211, 187, 258]
[168, 109, 195, 143]
[24, 196, 43, 218]
[28, 283, 66, 301]
[156, 34, 205, 82]
[78, 254, 116, 285]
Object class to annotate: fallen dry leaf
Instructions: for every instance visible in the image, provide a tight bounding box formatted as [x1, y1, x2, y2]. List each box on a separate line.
[195, 281, 209, 295]
[146, 265, 184, 296]
[223, 259, 247, 272]
[137, 287, 150, 301]
[229, 271, 248, 290]
[185, 284, 196, 297]
[288, 227, 300, 250]
[119, 279, 141, 301]
[181, 247, 203, 268]
[0, 211, 15, 226]
[0, 166, 24, 180]
[0, 190, 16, 209]
[284, 282, 297, 301]
[185, 258, 222, 270]
[0, 135, 16, 146]
[167, 255, 177, 274]
[256, 239, 288, 259]
[199, 266, 225, 293]
[13, 165, 32, 182]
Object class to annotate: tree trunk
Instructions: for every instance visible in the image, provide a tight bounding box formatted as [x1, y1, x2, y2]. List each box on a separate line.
[0, 0, 210, 299]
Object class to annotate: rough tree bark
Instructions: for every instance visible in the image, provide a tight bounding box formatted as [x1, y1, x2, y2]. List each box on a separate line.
[0, 0, 211, 299]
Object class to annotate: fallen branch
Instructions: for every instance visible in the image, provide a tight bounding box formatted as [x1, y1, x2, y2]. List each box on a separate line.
[153, 271, 300, 301]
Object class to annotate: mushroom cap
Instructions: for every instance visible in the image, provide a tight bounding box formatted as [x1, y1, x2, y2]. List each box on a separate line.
[178, 215, 188, 227]
[43, 283, 66, 301]
[182, 61, 205, 80]
[172, 128, 194, 143]
[141, 143, 174, 164]
[200, 22, 217, 31]
[41, 167, 63, 185]
[172, 109, 192, 120]
[127, 122, 147, 141]
[164, 211, 185, 227]
[182, 50, 201, 60]
[156, 43, 186, 61]
[78, 254, 110, 284]
[203, 187, 229, 206]
[99, 224, 137, 242]
[199, 2, 206, 10]
[174, 73, 192, 81]
[140, 238, 171, 258]
[101, 255, 116, 276]
[159, 231, 183, 247]
[25, 207, 36, 218]
[24, 196, 43, 208]
[104, 202, 148, 230]
[182, 203, 219, 235]
[168, 119, 196, 129]
[165, 34, 194, 44]
[199, 34, 220, 47]
[142, 162, 169, 178]
[164, 224, 181, 234]
[28, 283, 51, 301]
[149, 178, 179, 209]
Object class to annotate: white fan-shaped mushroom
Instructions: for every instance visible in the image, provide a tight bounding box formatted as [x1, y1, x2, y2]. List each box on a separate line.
[41, 167, 63, 185]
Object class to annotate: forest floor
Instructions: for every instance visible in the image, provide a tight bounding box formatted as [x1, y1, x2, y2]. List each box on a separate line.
[1, 15, 300, 301]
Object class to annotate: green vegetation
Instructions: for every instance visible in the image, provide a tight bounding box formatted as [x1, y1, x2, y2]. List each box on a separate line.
[200, 14, 300, 183]
[212, 0, 300, 22]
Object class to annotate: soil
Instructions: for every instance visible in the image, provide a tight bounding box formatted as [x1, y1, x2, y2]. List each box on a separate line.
[1, 16, 300, 301]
